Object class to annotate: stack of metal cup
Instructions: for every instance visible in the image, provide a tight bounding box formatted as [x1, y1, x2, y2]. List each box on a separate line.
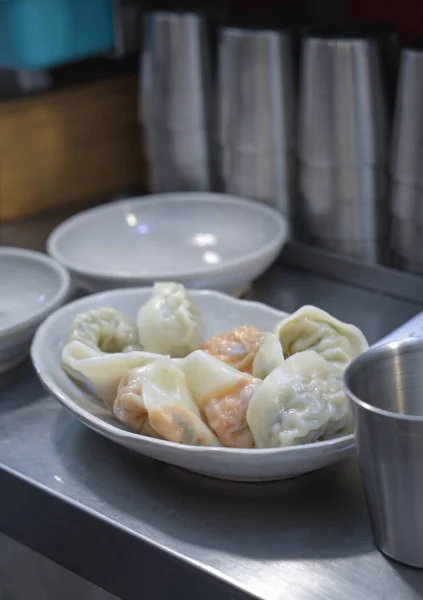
[216, 13, 297, 228]
[298, 23, 397, 264]
[390, 38, 423, 275]
[140, 10, 212, 192]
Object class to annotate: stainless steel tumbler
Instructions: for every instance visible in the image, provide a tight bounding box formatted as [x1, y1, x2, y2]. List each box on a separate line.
[389, 39, 423, 272]
[344, 337, 423, 568]
[222, 149, 297, 215]
[298, 23, 391, 262]
[218, 25, 295, 153]
[391, 37, 423, 187]
[217, 21, 296, 222]
[390, 181, 423, 273]
[390, 179, 423, 223]
[140, 11, 212, 191]
[298, 24, 390, 167]
[391, 216, 423, 267]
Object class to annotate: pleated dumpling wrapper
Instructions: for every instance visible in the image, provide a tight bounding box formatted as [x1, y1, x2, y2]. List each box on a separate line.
[252, 332, 284, 379]
[180, 350, 261, 448]
[246, 350, 352, 448]
[274, 305, 368, 370]
[67, 307, 142, 352]
[137, 282, 205, 357]
[202, 325, 264, 374]
[62, 341, 163, 409]
[114, 358, 220, 446]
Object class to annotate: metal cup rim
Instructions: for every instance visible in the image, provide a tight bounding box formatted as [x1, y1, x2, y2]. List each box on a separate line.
[344, 337, 423, 421]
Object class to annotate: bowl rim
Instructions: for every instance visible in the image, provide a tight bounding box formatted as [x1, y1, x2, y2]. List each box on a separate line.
[31, 286, 354, 456]
[46, 193, 288, 281]
[344, 336, 423, 422]
[0, 247, 72, 339]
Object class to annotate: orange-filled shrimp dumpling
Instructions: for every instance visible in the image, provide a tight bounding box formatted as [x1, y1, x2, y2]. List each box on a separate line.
[180, 350, 261, 448]
[201, 325, 265, 374]
[113, 358, 220, 446]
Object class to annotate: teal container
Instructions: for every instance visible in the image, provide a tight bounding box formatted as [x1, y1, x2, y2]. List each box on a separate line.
[0, 0, 114, 69]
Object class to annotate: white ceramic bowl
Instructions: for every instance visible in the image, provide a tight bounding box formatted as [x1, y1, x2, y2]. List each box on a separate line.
[0, 247, 71, 373]
[31, 287, 354, 481]
[47, 193, 287, 295]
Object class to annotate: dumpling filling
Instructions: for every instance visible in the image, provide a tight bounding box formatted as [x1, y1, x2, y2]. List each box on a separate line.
[181, 350, 260, 448]
[202, 325, 264, 374]
[114, 358, 219, 446]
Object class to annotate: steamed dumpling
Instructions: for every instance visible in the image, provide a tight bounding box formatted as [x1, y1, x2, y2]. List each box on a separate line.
[113, 363, 162, 438]
[246, 350, 352, 448]
[274, 305, 368, 369]
[202, 325, 264, 374]
[137, 282, 204, 357]
[180, 350, 261, 448]
[252, 333, 284, 379]
[62, 340, 162, 408]
[114, 358, 219, 446]
[68, 307, 141, 352]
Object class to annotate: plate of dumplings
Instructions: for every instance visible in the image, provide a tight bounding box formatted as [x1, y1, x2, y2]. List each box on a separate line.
[31, 283, 368, 481]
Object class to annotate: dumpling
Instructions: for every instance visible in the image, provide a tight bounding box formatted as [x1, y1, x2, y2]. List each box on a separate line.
[113, 363, 162, 438]
[202, 325, 264, 374]
[68, 307, 141, 352]
[114, 358, 219, 446]
[61, 340, 162, 409]
[180, 350, 261, 448]
[252, 333, 284, 379]
[274, 305, 368, 369]
[246, 350, 352, 448]
[137, 282, 204, 357]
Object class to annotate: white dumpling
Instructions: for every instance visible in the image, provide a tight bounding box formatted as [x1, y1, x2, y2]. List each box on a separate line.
[113, 363, 162, 438]
[246, 350, 352, 448]
[61, 340, 162, 409]
[137, 282, 204, 357]
[180, 350, 261, 448]
[68, 307, 142, 352]
[114, 358, 219, 446]
[252, 333, 284, 379]
[274, 305, 368, 369]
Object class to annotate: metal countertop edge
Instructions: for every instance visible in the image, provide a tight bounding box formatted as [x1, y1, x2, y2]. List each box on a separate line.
[280, 242, 423, 304]
[0, 463, 257, 600]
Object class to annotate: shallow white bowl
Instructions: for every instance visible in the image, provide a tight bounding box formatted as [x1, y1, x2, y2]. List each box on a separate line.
[47, 193, 287, 295]
[31, 288, 354, 481]
[0, 247, 71, 373]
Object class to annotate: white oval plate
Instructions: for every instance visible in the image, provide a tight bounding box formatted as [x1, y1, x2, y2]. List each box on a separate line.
[46, 193, 287, 295]
[31, 288, 354, 481]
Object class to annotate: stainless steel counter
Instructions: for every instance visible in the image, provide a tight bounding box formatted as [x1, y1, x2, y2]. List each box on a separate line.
[0, 259, 422, 600]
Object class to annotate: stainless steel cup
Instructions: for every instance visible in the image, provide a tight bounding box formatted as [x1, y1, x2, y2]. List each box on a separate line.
[298, 23, 390, 166]
[390, 216, 423, 262]
[139, 11, 213, 191]
[391, 38, 423, 186]
[217, 25, 296, 153]
[390, 179, 423, 224]
[140, 11, 211, 130]
[217, 21, 296, 219]
[344, 337, 423, 568]
[142, 126, 211, 192]
[221, 148, 297, 215]
[299, 162, 390, 261]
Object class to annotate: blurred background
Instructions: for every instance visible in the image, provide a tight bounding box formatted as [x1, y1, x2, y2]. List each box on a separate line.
[2, 0, 423, 273]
